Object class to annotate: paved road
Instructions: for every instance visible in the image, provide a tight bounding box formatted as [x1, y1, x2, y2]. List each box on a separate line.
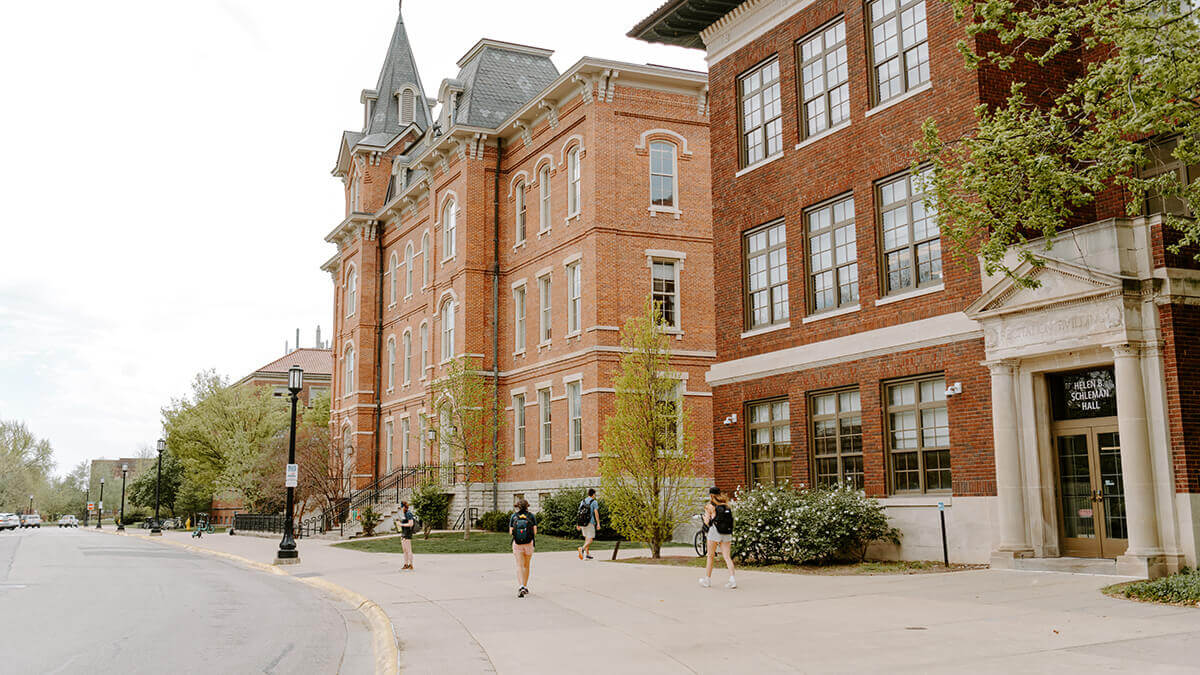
[0, 527, 367, 674]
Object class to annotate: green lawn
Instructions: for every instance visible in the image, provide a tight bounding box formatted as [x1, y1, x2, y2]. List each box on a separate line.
[335, 531, 685, 555]
[1104, 568, 1200, 606]
[613, 555, 984, 575]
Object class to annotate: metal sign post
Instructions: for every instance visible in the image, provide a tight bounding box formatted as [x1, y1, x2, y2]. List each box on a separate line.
[938, 501, 949, 567]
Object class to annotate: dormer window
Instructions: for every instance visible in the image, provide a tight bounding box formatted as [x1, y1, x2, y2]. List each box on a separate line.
[399, 89, 416, 127]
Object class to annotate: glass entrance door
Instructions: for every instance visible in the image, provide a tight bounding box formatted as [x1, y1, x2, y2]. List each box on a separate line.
[1055, 425, 1127, 558]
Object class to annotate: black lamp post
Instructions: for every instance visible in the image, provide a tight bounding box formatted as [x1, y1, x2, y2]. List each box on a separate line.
[117, 464, 128, 532]
[151, 439, 165, 536]
[96, 478, 105, 529]
[275, 365, 303, 565]
[83, 486, 90, 527]
[28, 494, 33, 516]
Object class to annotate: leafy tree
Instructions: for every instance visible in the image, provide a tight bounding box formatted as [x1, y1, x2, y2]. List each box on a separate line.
[599, 300, 698, 558]
[426, 356, 501, 539]
[917, 0, 1200, 281]
[0, 419, 54, 512]
[128, 451, 184, 516]
[410, 478, 450, 539]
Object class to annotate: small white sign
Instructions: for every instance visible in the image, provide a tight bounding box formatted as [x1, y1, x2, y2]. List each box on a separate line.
[98, 501, 103, 510]
[285, 463, 299, 488]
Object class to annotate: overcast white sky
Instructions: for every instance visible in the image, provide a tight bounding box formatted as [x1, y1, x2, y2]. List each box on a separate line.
[0, 1, 706, 475]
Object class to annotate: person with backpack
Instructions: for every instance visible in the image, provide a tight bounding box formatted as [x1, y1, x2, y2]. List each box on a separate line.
[509, 498, 537, 598]
[398, 500, 416, 570]
[700, 486, 736, 589]
[575, 488, 600, 560]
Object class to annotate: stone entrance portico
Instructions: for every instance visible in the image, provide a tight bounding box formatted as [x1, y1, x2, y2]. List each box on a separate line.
[967, 217, 1186, 578]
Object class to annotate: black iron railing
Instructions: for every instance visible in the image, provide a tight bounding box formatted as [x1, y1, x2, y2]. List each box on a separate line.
[453, 507, 479, 531]
[234, 513, 287, 535]
[295, 464, 439, 538]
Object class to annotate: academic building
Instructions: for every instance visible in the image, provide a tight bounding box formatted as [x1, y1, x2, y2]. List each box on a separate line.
[633, 0, 1200, 576]
[323, 9, 714, 514]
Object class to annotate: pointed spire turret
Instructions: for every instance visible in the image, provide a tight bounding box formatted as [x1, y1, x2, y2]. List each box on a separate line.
[364, 6, 431, 138]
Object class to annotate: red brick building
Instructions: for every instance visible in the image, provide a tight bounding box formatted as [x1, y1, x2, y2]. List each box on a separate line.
[323, 9, 714, 513]
[633, 0, 1200, 576]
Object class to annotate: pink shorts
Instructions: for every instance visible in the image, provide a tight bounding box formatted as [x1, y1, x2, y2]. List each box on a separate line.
[512, 541, 534, 555]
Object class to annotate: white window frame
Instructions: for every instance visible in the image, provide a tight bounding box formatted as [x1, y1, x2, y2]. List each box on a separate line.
[566, 147, 582, 217]
[418, 414, 427, 464]
[538, 274, 552, 344]
[440, 299, 455, 362]
[539, 165, 552, 233]
[388, 252, 399, 305]
[651, 258, 681, 330]
[404, 244, 414, 298]
[402, 330, 413, 385]
[513, 283, 527, 354]
[565, 261, 582, 335]
[386, 337, 396, 391]
[442, 200, 457, 261]
[421, 232, 431, 285]
[513, 393, 526, 462]
[649, 140, 678, 210]
[515, 180, 527, 244]
[343, 344, 355, 398]
[567, 380, 583, 457]
[345, 266, 358, 317]
[538, 387, 552, 460]
[385, 420, 394, 474]
[401, 417, 411, 468]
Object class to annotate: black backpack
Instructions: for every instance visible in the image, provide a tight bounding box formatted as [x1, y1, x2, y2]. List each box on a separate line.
[713, 504, 734, 535]
[512, 512, 535, 545]
[575, 499, 593, 527]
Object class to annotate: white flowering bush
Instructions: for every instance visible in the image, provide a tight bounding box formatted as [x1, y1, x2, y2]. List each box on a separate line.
[731, 484, 900, 565]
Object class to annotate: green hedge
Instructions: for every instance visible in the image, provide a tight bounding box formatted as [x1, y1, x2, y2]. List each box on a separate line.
[1115, 567, 1200, 604]
[475, 510, 513, 533]
[536, 489, 618, 539]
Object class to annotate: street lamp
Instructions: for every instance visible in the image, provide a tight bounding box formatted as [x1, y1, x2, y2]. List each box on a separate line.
[96, 478, 105, 529]
[117, 464, 128, 532]
[151, 439, 165, 536]
[83, 486, 90, 527]
[275, 365, 303, 565]
[28, 494, 33, 516]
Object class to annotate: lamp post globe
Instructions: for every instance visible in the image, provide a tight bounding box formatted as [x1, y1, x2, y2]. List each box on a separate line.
[276, 365, 303, 565]
[151, 439, 166, 535]
[117, 464, 128, 532]
[97, 478, 105, 529]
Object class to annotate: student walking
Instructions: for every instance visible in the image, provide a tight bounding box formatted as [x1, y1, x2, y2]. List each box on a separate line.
[576, 488, 600, 560]
[398, 501, 416, 570]
[700, 487, 736, 589]
[510, 498, 537, 597]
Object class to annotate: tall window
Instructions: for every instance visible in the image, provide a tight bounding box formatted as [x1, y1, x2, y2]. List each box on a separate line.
[807, 196, 858, 312]
[440, 300, 455, 361]
[418, 415, 427, 464]
[514, 284, 527, 352]
[566, 262, 581, 334]
[798, 20, 849, 138]
[420, 322, 429, 372]
[421, 233, 430, 285]
[744, 221, 789, 329]
[386, 338, 396, 389]
[1143, 136, 1199, 215]
[538, 388, 552, 459]
[442, 200, 456, 259]
[538, 275, 552, 342]
[513, 394, 526, 461]
[652, 260, 679, 328]
[343, 345, 355, 394]
[385, 421, 394, 474]
[400, 89, 415, 126]
[401, 418, 411, 467]
[650, 141, 677, 208]
[404, 244, 414, 296]
[879, 168, 939, 294]
[402, 331, 412, 384]
[869, 0, 930, 104]
[345, 267, 358, 317]
[389, 253, 399, 304]
[739, 58, 782, 166]
[567, 148, 581, 216]
[747, 399, 791, 486]
[886, 375, 950, 493]
[515, 180, 527, 243]
[567, 381, 583, 457]
[811, 389, 863, 489]
[539, 165, 552, 230]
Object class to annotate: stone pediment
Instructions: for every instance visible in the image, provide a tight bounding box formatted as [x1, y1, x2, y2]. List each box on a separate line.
[965, 256, 1128, 320]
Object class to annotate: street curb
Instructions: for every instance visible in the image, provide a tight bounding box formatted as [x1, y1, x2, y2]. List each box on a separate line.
[93, 530, 398, 674]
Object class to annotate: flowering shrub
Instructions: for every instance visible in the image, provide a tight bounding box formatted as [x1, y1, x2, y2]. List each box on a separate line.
[731, 484, 900, 565]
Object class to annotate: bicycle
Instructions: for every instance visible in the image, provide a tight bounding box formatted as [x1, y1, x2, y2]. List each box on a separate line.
[692, 513, 707, 557]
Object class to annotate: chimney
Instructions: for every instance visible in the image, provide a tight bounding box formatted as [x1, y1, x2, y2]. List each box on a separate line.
[316, 325, 323, 350]
[285, 340, 289, 354]
[296, 328, 301, 351]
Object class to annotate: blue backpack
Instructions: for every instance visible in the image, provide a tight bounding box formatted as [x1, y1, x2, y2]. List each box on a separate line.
[512, 512, 535, 545]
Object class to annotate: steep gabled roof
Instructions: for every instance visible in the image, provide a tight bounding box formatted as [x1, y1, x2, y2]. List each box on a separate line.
[366, 9, 432, 135]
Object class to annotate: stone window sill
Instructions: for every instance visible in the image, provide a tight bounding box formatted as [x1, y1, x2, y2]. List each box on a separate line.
[537, 456, 553, 464]
[512, 458, 526, 466]
[865, 82, 933, 118]
[796, 120, 851, 151]
[648, 205, 682, 219]
[740, 321, 790, 339]
[801, 304, 861, 324]
[875, 283, 944, 306]
[734, 152, 784, 178]
[567, 453, 583, 461]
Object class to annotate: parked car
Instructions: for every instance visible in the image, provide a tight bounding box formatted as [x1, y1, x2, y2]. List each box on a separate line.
[20, 514, 42, 528]
[0, 513, 19, 531]
[58, 515, 79, 528]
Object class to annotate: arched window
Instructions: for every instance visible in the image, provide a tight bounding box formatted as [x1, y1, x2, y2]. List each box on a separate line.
[567, 147, 581, 215]
[539, 165, 552, 229]
[419, 322, 429, 373]
[386, 338, 396, 389]
[404, 244, 414, 296]
[440, 300, 455, 361]
[515, 180, 526, 243]
[343, 344, 356, 393]
[402, 331, 412, 384]
[421, 232, 430, 285]
[442, 200, 456, 259]
[649, 141, 677, 208]
[389, 253, 399, 304]
[400, 89, 416, 126]
[345, 267, 358, 317]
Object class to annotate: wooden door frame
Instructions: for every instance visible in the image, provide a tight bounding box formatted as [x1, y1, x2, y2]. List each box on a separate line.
[1051, 417, 1123, 558]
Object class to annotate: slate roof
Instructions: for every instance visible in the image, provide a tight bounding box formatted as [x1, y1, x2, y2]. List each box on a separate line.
[453, 44, 559, 128]
[364, 10, 431, 138]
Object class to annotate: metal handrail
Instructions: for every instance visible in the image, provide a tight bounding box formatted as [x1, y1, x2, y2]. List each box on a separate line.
[452, 507, 479, 531]
[296, 465, 438, 538]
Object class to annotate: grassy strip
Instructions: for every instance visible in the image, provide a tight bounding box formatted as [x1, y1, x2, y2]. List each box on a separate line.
[612, 555, 985, 576]
[335, 531, 686, 554]
[1103, 568, 1200, 606]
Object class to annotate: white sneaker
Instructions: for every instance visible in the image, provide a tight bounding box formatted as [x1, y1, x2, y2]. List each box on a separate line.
[725, 577, 737, 589]
[698, 577, 711, 588]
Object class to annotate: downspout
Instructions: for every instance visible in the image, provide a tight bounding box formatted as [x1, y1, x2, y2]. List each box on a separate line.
[375, 219, 384, 487]
[491, 137, 502, 513]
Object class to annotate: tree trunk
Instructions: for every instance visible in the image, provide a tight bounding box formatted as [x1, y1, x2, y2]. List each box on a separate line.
[463, 482, 471, 540]
[651, 538, 661, 559]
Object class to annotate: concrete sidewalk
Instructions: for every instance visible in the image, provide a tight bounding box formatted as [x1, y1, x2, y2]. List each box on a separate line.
[159, 531, 1200, 673]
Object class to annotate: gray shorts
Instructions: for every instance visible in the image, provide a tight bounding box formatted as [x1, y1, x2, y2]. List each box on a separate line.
[707, 525, 732, 544]
[581, 523, 597, 539]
